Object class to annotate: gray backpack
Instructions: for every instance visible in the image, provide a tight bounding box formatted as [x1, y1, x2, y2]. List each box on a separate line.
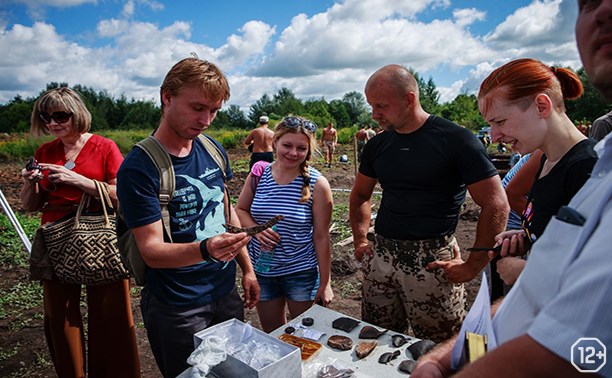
[117, 134, 227, 286]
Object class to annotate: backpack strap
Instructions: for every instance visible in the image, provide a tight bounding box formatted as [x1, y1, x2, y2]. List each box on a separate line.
[197, 134, 227, 180]
[135, 136, 174, 242]
[197, 134, 231, 222]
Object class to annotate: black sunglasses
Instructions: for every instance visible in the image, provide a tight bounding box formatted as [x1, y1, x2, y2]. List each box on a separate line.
[282, 116, 317, 133]
[39, 111, 73, 125]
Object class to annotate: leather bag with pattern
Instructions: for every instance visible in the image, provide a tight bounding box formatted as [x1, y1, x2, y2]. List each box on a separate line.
[43, 180, 129, 285]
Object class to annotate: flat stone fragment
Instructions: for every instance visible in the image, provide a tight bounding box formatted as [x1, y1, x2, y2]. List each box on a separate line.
[407, 339, 437, 360]
[358, 325, 388, 339]
[331, 317, 360, 333]
[327, 335, 353, 351]
[378, 349, 401, 364]
[354, 340, 378, 359]
[398, 359, 417, 374]
[391, 334, 409, 347]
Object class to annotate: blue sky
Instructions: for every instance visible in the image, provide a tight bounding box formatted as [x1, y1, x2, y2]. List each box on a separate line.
[0, 0, 580, 111]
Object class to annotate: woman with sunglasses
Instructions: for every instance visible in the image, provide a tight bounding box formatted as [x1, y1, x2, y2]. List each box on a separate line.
[235, 116, 334, 333]
[478, 59, 598, 286]
[20, 87, 140, 378]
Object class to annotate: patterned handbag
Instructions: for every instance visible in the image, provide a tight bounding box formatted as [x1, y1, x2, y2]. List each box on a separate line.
[43, 180, 129, 285]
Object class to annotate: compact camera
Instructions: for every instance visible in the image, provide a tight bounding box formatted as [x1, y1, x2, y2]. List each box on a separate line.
[25, 158, 43, 171]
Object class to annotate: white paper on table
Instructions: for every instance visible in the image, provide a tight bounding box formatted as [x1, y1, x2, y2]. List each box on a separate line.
[450, 271, 498, 370]
[296, 327, 326, 341]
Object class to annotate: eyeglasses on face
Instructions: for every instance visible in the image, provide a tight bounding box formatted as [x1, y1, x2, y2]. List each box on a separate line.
[282, 116, 317, 133]
[39, 111, 73, 125]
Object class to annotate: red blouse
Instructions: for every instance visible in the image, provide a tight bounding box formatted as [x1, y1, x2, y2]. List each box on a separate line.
[35, 134, 123, 224]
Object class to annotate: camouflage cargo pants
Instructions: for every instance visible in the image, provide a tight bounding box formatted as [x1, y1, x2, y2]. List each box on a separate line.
[361, 234, 466, 342]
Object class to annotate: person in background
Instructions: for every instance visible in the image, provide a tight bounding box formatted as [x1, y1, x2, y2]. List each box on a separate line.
[235, 116, 334, 333]
[355, 124, 369, 162]
[479, 130, 491, 147]
[350, 64, 509, 342]
[366, 124, 376, 139]
[20, 87, 140, 378]
[488, 151, 535, 300]
[321, 121, 338, 168]
[411, 2, 611, 373]
[590, 110, 612, 141]
[480, 59, 597, 287]
[244, 115, 274, 169]
[117, 57, 259, 378]
[508, 152, 521, 168]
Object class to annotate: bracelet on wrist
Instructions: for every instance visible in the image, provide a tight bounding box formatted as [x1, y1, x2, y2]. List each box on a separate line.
[199, 239, 221, 263]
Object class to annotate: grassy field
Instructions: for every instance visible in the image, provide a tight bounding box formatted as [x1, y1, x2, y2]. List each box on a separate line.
[0, 126, 362, 161]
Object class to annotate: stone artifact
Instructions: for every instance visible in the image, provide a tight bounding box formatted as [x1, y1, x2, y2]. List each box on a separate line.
[327, 335, 353, 351]
[391, 334, 409, 347]
[378, 350, 401, 364]
[398, 359, 417, 374]
[407, 339, 437, 360]
[358, 325, 388, 339]
[331, 317, 360, 333]
[354, 340, 378, 359]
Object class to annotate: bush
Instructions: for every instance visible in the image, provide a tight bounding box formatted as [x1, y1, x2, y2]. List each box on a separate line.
[0, 135, 53, 160]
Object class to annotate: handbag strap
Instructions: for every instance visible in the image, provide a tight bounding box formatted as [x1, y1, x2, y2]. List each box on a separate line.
[94, 180, 111, 228]
[73, 180, 112, 229]
[97, 181, 114, 211]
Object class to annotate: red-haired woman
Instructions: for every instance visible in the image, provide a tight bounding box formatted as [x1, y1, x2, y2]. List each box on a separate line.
[478, 58, 598, 285]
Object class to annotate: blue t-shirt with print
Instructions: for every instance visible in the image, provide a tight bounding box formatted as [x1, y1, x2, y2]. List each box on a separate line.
[117, 136, 235, 307]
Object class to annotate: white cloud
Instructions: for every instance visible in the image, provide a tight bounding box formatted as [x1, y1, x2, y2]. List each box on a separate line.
[484, 0, 575, 49]
[453, 8, 486, 28]
[122, 0, 164, 18]
[254, 0, 490, 78]
[0, 0, 583, 109]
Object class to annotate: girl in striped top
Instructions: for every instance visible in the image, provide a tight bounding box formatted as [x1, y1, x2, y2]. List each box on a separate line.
[236, 116, 334, 333]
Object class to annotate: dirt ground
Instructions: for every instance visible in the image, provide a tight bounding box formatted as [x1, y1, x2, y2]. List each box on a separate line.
[0, 144, 483, 377]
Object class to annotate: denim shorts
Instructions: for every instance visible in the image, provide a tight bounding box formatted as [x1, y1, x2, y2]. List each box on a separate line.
[257, 268, 320, 302]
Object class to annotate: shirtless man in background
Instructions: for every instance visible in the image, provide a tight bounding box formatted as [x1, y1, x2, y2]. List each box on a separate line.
[244, 115, 274, 169]
[321, 122, 338, 168]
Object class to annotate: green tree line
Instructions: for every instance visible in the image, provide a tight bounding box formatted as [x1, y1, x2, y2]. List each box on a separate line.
[1, 67, 609, 135]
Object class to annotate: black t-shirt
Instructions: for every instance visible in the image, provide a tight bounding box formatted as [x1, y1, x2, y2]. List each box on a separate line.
[360, 115, 498, 240]
[522, 138, 597, 242]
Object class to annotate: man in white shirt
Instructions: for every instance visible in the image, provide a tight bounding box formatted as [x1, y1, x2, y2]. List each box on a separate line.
[411, 1, 612, 376]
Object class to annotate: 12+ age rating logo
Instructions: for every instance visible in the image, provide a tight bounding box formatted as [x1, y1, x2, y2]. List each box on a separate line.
[571, 337, 606, 373]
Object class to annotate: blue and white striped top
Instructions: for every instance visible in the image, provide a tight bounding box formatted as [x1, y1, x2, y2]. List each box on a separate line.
[248, 164, 321, 276]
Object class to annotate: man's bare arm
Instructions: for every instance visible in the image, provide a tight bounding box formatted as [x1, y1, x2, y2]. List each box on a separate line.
[349, 173, 377, 261]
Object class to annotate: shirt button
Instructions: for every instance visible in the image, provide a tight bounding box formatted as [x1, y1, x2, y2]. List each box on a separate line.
[598, 170, 606, 178]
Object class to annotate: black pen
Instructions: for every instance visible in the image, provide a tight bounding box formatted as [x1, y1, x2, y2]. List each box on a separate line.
[467, 246, 502, 252]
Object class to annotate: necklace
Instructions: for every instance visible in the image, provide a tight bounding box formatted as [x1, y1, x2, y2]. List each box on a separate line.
[64, 137, 83, 170]
[64, 160, 76, 170]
